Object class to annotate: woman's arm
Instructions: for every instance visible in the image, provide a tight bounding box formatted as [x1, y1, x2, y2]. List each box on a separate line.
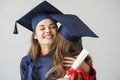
[20, 54, 32, 80]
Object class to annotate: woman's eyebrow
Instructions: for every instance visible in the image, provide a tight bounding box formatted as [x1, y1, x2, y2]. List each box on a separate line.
[38, 24, 45, 27]
[49, 22, 56, 26]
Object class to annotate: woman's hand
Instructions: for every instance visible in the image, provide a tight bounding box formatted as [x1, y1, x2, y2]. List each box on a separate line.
[62, 57, 76, 70]
[63, 56, 90, 73]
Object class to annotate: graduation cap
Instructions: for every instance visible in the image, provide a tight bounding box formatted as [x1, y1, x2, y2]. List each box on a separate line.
[13, 1, 63, 34]
[49, 14, 98, 42]
[13, 0, 98, 42]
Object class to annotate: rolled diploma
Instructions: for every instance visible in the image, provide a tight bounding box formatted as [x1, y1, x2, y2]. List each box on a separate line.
[64, 48, 89, 78]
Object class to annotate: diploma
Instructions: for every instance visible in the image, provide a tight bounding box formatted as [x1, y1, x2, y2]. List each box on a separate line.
[64, 48, 89, 78]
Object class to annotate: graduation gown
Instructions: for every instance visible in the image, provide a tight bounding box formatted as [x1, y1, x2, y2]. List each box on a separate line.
[20, 52, 96, 80]
[20, 52, 54, 80]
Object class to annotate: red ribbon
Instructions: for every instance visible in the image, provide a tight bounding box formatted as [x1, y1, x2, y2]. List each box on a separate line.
[66, 68, 75, 80]
[66, 67, 96, 80]
[66, 67, 83, 80]
[76, 68, 84, 80]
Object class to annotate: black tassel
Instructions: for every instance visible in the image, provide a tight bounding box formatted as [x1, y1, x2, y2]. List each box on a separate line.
[13, 21, 18, 34]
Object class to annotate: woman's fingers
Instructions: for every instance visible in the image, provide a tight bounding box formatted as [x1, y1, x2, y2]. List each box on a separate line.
[63, 57, 76, 69]
[63, 57, 75, 64]
[64, 57, 76, 60]
[63, 63, 72, 67]
[63, 60, 74, 64]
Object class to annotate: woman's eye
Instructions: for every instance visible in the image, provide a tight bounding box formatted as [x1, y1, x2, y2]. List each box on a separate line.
[39, 27, 45, 30]
[50, 25, 56, 29]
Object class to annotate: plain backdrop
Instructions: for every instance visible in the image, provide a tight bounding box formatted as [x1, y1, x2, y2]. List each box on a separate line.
[0, 0, 120, 80]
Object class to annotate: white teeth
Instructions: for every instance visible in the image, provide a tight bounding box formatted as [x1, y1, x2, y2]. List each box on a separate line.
[44, 35, 53, 39]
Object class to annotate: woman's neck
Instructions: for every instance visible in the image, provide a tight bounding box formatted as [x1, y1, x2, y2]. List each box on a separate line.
[41, 45, 52, 55]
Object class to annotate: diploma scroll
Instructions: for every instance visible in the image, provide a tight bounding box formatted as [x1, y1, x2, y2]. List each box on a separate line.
[64, 49, 89, 78]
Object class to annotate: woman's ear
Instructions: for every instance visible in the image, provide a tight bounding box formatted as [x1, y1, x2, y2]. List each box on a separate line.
[33, 33, 37, 40]
[34, 35, 37, 40]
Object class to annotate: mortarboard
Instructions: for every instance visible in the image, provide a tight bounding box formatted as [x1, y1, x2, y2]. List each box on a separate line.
[13, 1, 63, 34]
[49, 14, 98, 42]
[13, 1, 98, 42]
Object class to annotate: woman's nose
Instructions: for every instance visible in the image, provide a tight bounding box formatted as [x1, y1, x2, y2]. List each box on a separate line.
[45, 27, 50, 33]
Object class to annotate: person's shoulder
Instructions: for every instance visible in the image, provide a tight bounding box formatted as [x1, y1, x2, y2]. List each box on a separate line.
[21, 54, 32, 65]
[22, 53, 32, 59]
[20, 54, 33, 77]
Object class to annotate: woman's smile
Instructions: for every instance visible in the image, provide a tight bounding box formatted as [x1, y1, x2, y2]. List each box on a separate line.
[43, 35, 53, 39]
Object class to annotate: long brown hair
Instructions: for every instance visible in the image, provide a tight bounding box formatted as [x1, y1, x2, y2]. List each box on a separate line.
[28, 29, 40, 61]
[46, 34, 93, 79]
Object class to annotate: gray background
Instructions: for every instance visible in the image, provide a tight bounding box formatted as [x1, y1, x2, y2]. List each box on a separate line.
[0, 0, 120, 80]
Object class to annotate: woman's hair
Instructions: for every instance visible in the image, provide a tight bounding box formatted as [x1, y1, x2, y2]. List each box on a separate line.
[46, 34, 93, 79]
[28, 29, 40, 60]
[28, 19, 58, 61]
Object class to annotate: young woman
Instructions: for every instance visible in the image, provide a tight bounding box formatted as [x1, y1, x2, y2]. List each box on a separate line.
[18, 1, 64, 80]
[20, 14, 59, 80]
